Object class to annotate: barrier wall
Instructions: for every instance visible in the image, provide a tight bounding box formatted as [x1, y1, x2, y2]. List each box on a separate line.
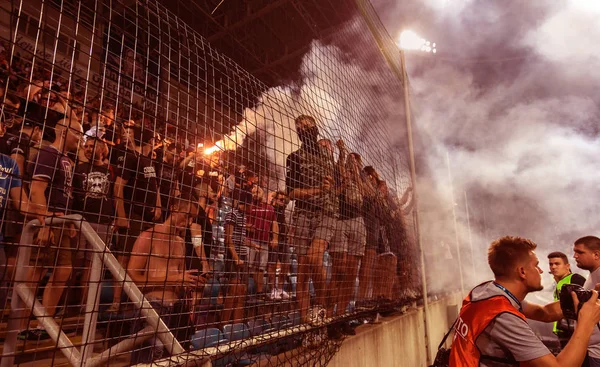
[329, 293, 463, 367]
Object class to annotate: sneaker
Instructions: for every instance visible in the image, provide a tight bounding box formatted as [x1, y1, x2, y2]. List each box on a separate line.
[302, 328, 327, 348]
[308, 305, 326, 326]
[17, 328, 50, 341]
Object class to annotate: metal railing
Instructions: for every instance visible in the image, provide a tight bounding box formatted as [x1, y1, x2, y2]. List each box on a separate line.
[1, 215, 184, 367]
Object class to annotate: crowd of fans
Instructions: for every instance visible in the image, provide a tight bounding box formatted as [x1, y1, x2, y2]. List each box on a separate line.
[0, 39, 415, 363]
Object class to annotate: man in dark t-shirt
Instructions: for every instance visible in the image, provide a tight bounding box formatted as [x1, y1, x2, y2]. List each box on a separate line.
[156, 142, 180, 220]
[286, 115, 337, 323]
[111, 124, 161, 312]
[73, 131, 116, 226]
[19, 117, 82, 341]
[73, 128, 116, 307]
[114, 125, 161, 233]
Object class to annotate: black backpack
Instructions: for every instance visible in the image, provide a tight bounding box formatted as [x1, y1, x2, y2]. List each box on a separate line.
[430, 318, 517, 367]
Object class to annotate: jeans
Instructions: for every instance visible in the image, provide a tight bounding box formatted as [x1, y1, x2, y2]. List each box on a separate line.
[0, 246, 7, 310]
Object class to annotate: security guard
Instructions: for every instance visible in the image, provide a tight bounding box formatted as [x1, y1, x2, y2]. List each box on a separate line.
[548, 251, 586, 348]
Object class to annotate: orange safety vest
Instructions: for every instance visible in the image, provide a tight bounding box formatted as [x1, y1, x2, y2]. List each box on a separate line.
[448, 288, 525, 367]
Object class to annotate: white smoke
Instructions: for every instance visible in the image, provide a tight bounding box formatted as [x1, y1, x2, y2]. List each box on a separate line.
[212, 23, 410, 193]
[371, 0, 600, 291]
[209, 79, 342, 190]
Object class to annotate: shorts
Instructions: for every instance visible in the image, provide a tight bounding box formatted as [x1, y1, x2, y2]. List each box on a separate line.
[75, 222, 114, 261]
[268, 240, 290, 266]
[290, 212, 336, 256]
[113, 213, 150, 256]
[248, 240, 268, 271]
[364, 216, 380, 251]
[130, 300, 194, 364]
[589, 356, 600, 367]
[329, 217, 367, 257]
[30, 224, 77, 268]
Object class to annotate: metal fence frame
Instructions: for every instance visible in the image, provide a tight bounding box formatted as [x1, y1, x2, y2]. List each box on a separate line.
[1, 215, 184, 367]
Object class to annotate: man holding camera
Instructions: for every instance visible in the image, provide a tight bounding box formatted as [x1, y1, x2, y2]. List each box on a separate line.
[449, 236, 600, 367]
[573, 236, 600, 367]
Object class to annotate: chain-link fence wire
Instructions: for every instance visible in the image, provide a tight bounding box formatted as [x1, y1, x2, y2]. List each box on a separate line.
[0, 0, 421, 365]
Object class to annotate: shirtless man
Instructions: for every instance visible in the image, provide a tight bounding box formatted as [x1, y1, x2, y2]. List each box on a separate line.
[127, 194, 205, 363]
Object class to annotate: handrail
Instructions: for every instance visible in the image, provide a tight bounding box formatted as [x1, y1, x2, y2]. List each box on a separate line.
[0, 215, 184, 367]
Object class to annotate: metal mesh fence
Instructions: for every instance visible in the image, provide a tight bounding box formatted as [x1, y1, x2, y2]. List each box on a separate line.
[0, 0, 420, 365]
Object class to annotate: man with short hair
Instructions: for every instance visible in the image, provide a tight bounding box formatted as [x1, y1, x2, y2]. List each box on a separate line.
[111, 124, 161, 312]
[449, 236, 600, 367]
[72, 129, 116, 306]
[222, 190, 253, 323]
[548, 251, 586, 348]
[19, 117, 82, 340]
[128, 194, 204, 363]
[573, 236, 600, 366]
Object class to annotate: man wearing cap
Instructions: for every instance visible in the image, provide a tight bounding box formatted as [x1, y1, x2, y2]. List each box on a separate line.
[72, 129, 116, 306]
[111, 123, 161, 312]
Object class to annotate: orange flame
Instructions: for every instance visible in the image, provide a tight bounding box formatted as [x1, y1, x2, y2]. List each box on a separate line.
[204, 141, 223, 155]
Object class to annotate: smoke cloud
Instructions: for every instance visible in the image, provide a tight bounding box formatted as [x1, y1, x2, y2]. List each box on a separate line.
[212, 21, 410, 193]
[207, 1, 600, 295]
[371, 0, 600, 291]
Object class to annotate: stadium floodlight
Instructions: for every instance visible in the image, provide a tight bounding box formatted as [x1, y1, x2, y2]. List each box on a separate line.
[398, 30, 437, 54]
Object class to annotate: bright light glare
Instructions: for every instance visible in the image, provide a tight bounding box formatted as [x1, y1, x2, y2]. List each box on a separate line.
[399, 30, 437, 54]
[204, 146, 220, 155]
[204, 141, 224, 155]
[399, 30, 425, 50]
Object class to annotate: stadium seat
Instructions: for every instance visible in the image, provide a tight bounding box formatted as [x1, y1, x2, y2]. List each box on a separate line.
[288, 311, 301, 326]
[247, 319, 270, 336]
[191, 328, 227, 349]
[270, 314, 291, 330]
[223, 323, 251, 341]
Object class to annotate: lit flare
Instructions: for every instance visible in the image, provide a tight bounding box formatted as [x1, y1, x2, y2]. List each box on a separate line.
[204, 141, 223, 155]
